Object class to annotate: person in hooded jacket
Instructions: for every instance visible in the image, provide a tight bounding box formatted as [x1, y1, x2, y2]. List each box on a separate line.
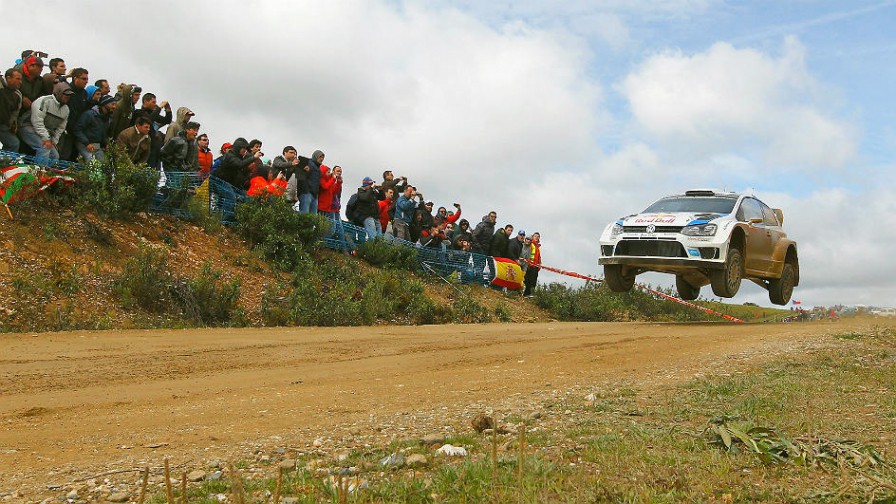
[164, 106, 194, 144]
[73, 94, 116, 162]
[18, 82, 71, 160]
[108, 83, 141, 140]
[452, 219, 473, 249]
[217, 137, 261, 188]
[471, 211, 497, 254]
[297, 149, 324, 213]
[160, 121, 200, 171]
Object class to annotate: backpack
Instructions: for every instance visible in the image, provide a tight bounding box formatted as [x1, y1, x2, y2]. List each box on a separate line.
[345, 193, 362, 226]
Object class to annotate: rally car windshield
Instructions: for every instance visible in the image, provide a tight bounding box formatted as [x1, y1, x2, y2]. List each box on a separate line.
[642, 196, 737, 214]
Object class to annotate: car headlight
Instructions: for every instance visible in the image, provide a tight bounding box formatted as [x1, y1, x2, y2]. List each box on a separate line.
[610, 223, 623, 238]
[681, 223, 717, 236]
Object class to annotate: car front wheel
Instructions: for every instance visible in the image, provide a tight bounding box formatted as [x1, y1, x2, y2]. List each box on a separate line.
[676, 276, 700, 301]
[768, 262, 796, 305]
[710, 247, 743, 298]
[604, 265, 635, 292]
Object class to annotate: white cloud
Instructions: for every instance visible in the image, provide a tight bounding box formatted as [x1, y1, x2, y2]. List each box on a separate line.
[620, 37, 856, 170]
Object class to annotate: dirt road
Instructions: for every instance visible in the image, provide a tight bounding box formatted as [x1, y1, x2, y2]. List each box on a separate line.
[0, 319, 878, 494]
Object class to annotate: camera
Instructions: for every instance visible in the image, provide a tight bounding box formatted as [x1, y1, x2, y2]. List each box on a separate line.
[453, 203, 460, 208]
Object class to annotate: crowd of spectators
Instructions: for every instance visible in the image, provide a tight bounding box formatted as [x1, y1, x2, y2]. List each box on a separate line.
[0, 50, 543, 294]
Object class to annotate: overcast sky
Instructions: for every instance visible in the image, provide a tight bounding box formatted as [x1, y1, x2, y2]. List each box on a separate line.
[6, 0, 895, 308]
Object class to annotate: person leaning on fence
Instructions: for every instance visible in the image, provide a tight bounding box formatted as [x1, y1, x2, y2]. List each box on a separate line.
[0, 68, 23, 152]
[18, 82, 71, 161]
[73, 94, 116, 162]
[159, 121, 200, 171]
[115, 116, 151, 164]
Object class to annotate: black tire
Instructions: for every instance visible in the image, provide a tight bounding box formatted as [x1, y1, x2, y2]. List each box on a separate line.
[710, 247, 743, 298]
[675, 276, 700, 301]
[604, 264, 635, 293]
[768, 262, 796, 306]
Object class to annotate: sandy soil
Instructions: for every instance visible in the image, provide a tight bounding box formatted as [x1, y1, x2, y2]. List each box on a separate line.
[0, 318, 887, 497]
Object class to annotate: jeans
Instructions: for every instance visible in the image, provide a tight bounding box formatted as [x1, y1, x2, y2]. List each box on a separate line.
[18, 124, 58, 161]
[0, 125, 19, 152]
[76, 142, 105, 163]
[363, 216, 380, 240]
[298, 192, 318, 214]
[392, 219, 410, 241]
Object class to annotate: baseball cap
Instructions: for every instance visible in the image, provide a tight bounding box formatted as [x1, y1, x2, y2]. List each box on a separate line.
[518, 230, 526, 235]
[362, 177, 375, 187]
[221, 142, 232, 151]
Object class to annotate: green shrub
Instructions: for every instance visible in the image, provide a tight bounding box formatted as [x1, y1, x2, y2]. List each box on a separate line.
[73, 145, 160, 218]
[234, 196, 329, 271]
[494, 302, 512, 322]
[451, 295, 492, 323]
[357, 237, 418, 271]
[533, 281, 711, 322]
[115, 247, 243, 326]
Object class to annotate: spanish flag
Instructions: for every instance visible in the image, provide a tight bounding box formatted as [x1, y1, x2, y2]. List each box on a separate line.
[491, 257, 524, 290]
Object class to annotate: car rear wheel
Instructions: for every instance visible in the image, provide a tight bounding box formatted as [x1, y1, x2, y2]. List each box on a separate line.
[675, 276, 700, 301]
[710, 247, 743, 298]
[768, 262, 795, 306]
[604, 265, 635, 293]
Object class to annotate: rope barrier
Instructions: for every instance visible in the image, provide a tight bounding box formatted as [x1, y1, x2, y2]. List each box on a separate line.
[529, 261, 744, 323]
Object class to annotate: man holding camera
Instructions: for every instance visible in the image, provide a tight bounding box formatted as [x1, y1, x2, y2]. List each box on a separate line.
[132, 93, 173, 169]
[379, 170, 407, 201]
[393, 185, 423, 241]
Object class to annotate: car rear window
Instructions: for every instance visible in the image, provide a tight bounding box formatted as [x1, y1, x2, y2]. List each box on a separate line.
[643, 197, 737, 214]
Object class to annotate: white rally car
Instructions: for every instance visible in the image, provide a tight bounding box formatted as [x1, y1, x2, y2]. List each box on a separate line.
[598, 190, 799, 305]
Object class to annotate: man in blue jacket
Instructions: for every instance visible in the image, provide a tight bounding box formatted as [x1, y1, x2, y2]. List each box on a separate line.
[73, 94, 116, 162]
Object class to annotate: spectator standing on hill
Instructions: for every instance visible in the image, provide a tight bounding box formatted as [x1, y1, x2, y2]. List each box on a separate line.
[355, 176, 382, 239]
[297, 149, 324, 213]
[160, 121, 200, 171]
[437, 203, 462, 224]
[47, 58, 66, 83]
[507, 229, 526, 265]
[108, 83, 140, 139]
[16, 53, 45, 119]
[164, 106, 194, 144]
[210, 142, 231, 176]
[245, 139, 264, 181]
[73, 94, 116, 162]
[94, 79, 110, 97]
[379, 170, 407, 200]
[0, 68, 23, 152]
[132, 93, 172, 169]
[19, 83, 72, 160]
[84, 85, 100, 106]
[490, 224, 514, 258]
[61, 68, 90, 160]
[273, 145, 301, 181]
[418, 201, 435, 230]
[523, 232, 542, 297]
[115, 116, 151, 164]
[472, 211, 497, 253]
[393, 185, 421, 241]
[452, 219, 473, 249]
[378, 187, 395, 232]
[218, 137, 260, 188]
[197, 133, 212, 176]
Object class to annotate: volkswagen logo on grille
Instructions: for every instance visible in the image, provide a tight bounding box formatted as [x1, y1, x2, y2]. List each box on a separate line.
[646, 224, 656, 234]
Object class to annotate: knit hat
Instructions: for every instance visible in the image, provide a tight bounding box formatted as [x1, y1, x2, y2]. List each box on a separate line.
[362, 177, 375, 187]
[97, 95, 116, 107]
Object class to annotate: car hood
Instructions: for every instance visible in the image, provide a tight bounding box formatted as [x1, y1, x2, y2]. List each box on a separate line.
[619, 212, 726, 227]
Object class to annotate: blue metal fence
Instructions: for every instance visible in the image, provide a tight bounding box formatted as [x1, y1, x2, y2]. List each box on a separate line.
[1, 150, 495, 286]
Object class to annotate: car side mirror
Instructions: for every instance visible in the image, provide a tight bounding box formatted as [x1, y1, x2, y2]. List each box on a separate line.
[773, 208, 784, 225]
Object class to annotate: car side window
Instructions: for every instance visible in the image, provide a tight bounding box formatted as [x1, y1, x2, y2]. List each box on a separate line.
[737, 198, 763, 222]
[760, 202, 780, 226]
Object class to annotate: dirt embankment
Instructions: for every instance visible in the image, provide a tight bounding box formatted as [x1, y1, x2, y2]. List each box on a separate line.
[2, 317, 884, 499]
